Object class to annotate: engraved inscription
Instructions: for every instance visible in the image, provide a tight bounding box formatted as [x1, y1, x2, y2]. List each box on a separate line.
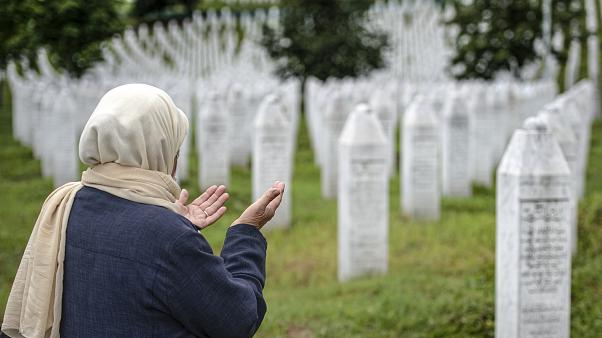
[519, 199, 570, 338]
[348, 157, 387, 271]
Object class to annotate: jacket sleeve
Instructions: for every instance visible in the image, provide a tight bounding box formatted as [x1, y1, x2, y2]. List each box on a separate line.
[162, 224, 267, 338]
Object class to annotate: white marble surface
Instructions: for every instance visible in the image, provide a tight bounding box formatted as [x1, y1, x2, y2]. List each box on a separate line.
[198, 93, 230, 190]
[51, 90, 78, 187]
[320, 90, 349, 199]
[471, 85, 495, 187]
[496, 117, 572, 338]
[253, 94, 293, 230]
[227, 83, 252, 167]
[338, 104, 388, 282]
[442, 91, 472, 197]
[539, 105, 579, 254]
[401, 96, 440, 220]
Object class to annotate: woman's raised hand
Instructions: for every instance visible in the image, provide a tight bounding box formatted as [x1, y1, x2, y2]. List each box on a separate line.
[232, 181, 285, 230]
[177, 185, 229, 230]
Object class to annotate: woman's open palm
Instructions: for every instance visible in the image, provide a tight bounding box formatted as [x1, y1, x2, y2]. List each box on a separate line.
[177, 185, 229, 229]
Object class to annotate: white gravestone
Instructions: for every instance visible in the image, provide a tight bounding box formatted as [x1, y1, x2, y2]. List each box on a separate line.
[338, 104, 389, 281]
[489, 84, 511, 165]
[471, 85, 495, 187]
[495, 117, 572, 338]
[171, 86, 193, 183]
[401, 96, 440, 220]
[442, 92, 472, 197]
[539, 106, 579, 255]
[253, 94, 293, 229]
[321, 90, 349, 199]
[370, 89, 397, 177]
[52, 92, 78, 187]
[227, 83, 251, 167]
[198, 93, 230, 189]
[561, 96, 587, 200]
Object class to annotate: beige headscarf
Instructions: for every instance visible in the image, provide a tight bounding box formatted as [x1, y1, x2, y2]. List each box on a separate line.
[2, 84, 189, 338]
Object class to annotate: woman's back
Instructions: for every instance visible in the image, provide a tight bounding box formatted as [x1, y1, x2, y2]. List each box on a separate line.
[62, 186, 201, 337]
[62, 186, 268, 338]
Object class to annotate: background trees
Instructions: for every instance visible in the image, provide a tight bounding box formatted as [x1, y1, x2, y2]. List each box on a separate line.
[445, 0, 543, 80]
[445, 0, 589, 88]
[0, 0, 126, 78]
[260, 0, 389, 83]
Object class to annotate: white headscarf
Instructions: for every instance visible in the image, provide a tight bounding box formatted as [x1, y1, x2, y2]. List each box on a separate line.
[2, 84, 189, 338]
[79, 83, 188, 175]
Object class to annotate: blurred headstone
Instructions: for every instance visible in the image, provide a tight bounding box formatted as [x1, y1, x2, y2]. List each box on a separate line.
[253, 95, 293, 229]
[371, 88, 397, 177]
[401, 96, 440, 220]
[227, 83, 251, 167]
[198, 93, 230, 190]
[539, 105, 579, 255]
[338, 104, 388, 281]
[442, 92, 472, 197]
[471, 85, 495, 187]
[321, 90, 348, 199]
[52, 91, 78, 187]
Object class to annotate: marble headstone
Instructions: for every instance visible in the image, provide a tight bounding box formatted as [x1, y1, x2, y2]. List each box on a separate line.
[253, 94, 293, 230]
[495, 117, 572, 338]
[338, 103, 389, 281]
[442, 92, 472, 197]
[198, 93, 230, 189]
[321, 90, 348, 199]
[227, 83, 251, 167]
[370, 88, 397, 177]
[471, 85, 495, 187]
[539, 105, 579, 255]
[401, 96, 440, 220]
[51, 92, 78, 187]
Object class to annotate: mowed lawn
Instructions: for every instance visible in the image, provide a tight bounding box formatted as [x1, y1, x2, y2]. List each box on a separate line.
[1, 83, 601, 337]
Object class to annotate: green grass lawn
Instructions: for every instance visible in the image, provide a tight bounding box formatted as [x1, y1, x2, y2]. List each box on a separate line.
[1, 83, 601, 337]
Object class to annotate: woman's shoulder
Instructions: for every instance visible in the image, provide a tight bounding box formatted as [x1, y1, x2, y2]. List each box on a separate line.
[72, 186, 198, 248]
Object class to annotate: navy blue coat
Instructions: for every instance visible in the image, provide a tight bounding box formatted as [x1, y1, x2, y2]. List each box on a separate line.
[3, 186, 267, 338]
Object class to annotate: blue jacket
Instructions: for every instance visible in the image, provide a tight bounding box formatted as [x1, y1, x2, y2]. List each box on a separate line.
[4, 186, 267, 338]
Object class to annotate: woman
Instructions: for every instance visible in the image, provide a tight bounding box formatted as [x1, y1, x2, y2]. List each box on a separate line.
[1, 84, 284, 338]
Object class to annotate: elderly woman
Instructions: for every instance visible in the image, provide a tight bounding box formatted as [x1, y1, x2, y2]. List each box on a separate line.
[1, 84, 284, 338]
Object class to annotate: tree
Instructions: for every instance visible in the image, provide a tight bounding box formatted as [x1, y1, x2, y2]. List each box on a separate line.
[549, 0, 587, 90]
[0, 0, 126, 78]
[131, 0, 199, 23]
[261, 0, 388, 109]
[446, 0, 544, 80]
[0, 1, 44, 72]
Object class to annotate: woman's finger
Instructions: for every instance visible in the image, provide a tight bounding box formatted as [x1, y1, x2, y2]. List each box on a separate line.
[204, 193, 229, 215]
[204, 206, 227, 226]
[200, 185, 226, 209]
[178, 189, 189, 206]
[191, 185, 217, 206]
[255, 185, 282, 210]
[265, 184, 285, 216]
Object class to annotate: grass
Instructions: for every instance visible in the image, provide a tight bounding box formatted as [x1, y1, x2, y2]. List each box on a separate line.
[1, 82, 601, 337]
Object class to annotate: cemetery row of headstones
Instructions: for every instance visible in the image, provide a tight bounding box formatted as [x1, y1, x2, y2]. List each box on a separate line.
[495, 80, 597, 338]
[7, 1, 454, 231]
[335, 79, 597, 338]
[332, 78, 557, 280]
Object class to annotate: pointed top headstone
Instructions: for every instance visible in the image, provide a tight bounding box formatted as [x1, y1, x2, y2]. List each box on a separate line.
[340, 104, 387, 146]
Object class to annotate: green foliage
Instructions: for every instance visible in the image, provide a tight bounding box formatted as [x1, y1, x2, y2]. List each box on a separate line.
[446, 0, 543, 80]
[260, 0, 388, 82]
[0, 1, 43, 71]
[550, 0, 587, 65]
[131, 0, 199, 23]
[0, 0, 126, 78]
